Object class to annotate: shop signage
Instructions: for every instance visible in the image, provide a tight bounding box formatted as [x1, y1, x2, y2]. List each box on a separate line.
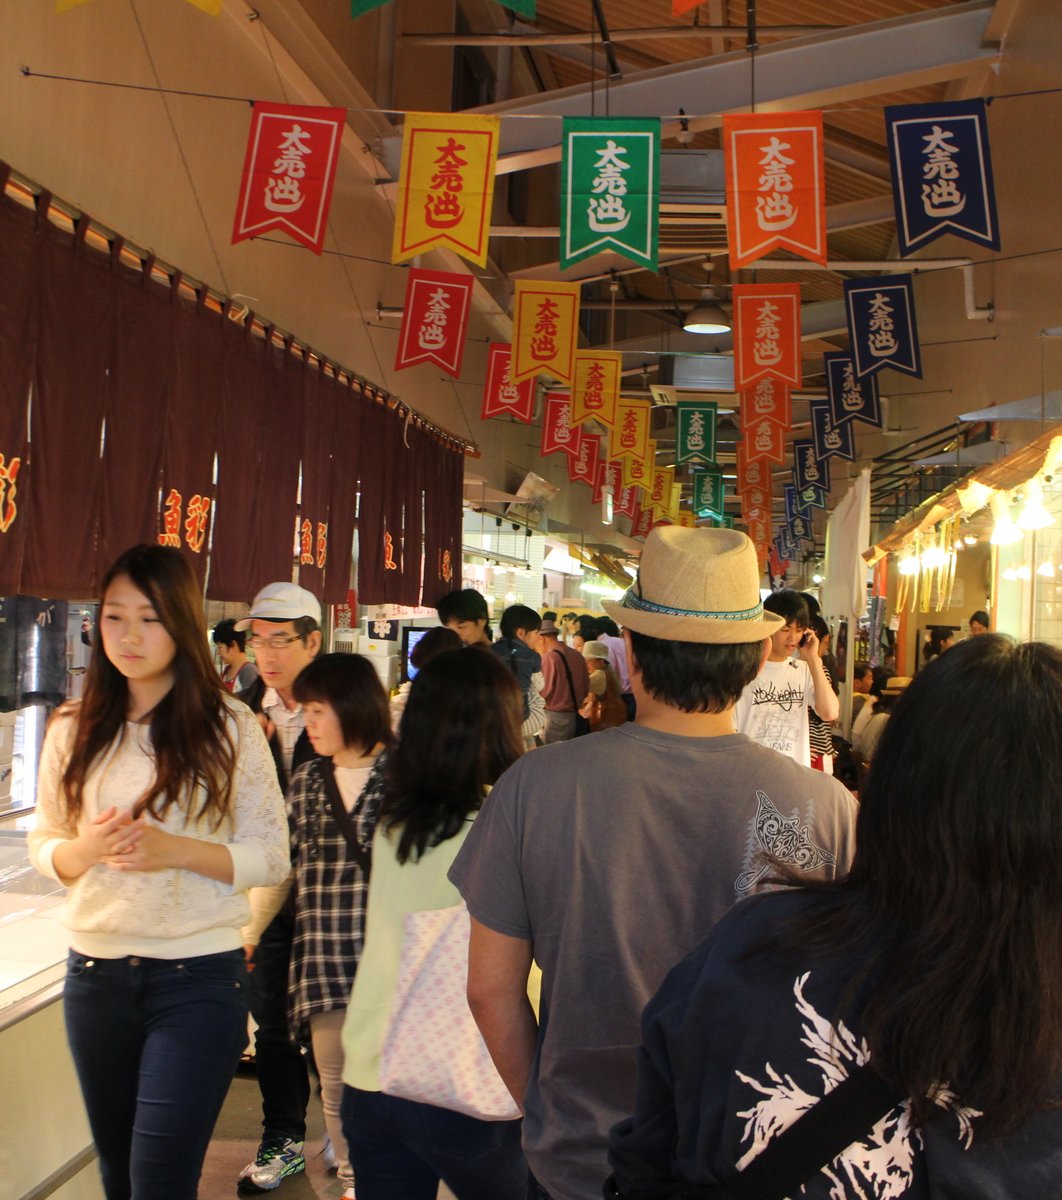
[607, 399, 652, 465]
[232, 102, 345, 255]
[792, 439, 830, 492]
[732, 284, 802, 388]
[350, 0, 391, 15]
[392, 113, 500, 266]
[743, 416, 786, 465]
[560, 117, 660, 270]
[0, 453, 20, 534]
[157, 487, 212, 555]
[540, 394, 578, 457]
[810, 397, 857, 462]
[630, 504, 654, 538]
[481, 344, 535, 423]
[885, 99, 1000, 256]
[693, 469, 725, 519]
[723, 110, 827, 269]
[647, 466, 675, 515]
[394, 269, 473, 377]
[824, 353, 882, 429]
[621, 442, 654, 489]
[570, 351, 621, 427]
[512, 280, 581, 384]
[844, 275, 922, 379]
[675, 400, 717, 466]
[740, 377, 791, 435]
[567, 431, 600, 486]
[615, 484, 639, 519]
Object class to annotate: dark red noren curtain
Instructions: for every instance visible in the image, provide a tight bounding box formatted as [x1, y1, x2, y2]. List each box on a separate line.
[208, 331, 303, 602]
[423, 441, 465, 605]
[22, 220, 112, 597]
[0, 175, 40, 594]
[354, 400, 395, 605]
[298, 361, 338, 599]
[397, 424, 428, 606]
[321, 381, 363, 606]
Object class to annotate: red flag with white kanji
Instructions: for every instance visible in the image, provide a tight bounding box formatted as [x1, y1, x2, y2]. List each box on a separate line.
[232, 102, 345, 255]
[541, 394, 578, 457]
[592, 460, 622, 506]
[481, 344, 535, 424]
[740, 377, 792, 431]
[394, 269, 473, 377]
[732, 284, 802, 389]
[744, 417, 786, 465]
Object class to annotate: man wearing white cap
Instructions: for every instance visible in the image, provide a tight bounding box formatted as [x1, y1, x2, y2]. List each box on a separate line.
[235, 582, 323, 1194]
[450, 528, 857, 1200]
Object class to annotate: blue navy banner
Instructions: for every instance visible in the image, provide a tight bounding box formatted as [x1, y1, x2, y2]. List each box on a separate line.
[844, 275, 922, 379]
[885, 99, 1000, 256]
[825, 352, 882, 429]
[792, 439, 830, 493]
[811, 397, 856, 462]
[788, 512, 813, 545]
[784, 483, 799, 525]
[791, 472, 828, 512]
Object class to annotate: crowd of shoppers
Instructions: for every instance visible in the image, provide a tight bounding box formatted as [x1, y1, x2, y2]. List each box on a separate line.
[32, 532, 1058, 1200]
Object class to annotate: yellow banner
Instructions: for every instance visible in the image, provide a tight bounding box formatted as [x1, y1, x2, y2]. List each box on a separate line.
[570, 351, 621, 427]
[668, 483, 683, 523]
[511, 280, 581, 385]
[676, 510, 696, 528]
[648, 466, 675, 516]
[607, 399, 652, 464]
[58, 0, 221, 10]
[392, 113, 500, 267]
[621, 440, 655, 488]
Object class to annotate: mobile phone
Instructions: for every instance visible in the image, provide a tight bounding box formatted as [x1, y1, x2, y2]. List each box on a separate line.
[799, 632, 810, 647]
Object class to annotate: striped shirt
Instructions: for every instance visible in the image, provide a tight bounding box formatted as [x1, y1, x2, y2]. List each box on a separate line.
[262, 687, 306, 776]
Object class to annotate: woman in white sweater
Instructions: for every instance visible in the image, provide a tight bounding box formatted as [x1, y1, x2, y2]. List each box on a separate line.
[29, 545, 289, 1200]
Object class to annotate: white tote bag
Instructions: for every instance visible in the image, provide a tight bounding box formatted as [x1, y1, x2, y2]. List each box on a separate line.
[378, 901, 522, 1121]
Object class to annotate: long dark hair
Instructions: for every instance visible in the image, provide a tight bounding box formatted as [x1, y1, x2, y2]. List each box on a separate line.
[62, 545, 236, 828]
[381, 648, 523, 863]
[791, 634, 1062, 1136]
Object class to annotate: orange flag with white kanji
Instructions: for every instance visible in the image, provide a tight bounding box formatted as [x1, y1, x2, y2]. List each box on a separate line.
[512, 281, 581, 385]
[392, 113, 500, 267]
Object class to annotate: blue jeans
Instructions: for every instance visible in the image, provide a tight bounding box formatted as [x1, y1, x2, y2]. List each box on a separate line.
[63, 948, 248, 1200]
[342, 1086, 528, 1200]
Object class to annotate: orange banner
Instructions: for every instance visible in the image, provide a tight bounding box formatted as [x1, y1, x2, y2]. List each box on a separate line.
[392, 113, 500, 266]
[741, 477, 773, 521]
[736, 446, 771, 495]
[607, 399, 652, 465]
[740, 377, 792, 431]
[732, 284, 802, 389]
[744, 416, 787, 465]
[723, 111, 826, 270]
[570, 351, 622, 427]
[512, 280, 581, 385]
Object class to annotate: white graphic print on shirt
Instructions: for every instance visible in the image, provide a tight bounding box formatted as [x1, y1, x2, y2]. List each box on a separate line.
[735, 791, 836, 896]
[736, 658, 814, 766]
[734, 974, 981, 1199]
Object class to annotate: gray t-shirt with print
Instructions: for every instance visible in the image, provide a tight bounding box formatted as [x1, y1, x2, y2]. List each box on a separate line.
[449, 723, 857, 1200]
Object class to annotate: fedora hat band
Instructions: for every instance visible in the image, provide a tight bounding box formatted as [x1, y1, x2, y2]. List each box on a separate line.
[619, 587, 766, 623]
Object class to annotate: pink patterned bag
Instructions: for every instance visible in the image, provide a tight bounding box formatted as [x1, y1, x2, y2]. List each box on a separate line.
[378, 902, 522, 1121]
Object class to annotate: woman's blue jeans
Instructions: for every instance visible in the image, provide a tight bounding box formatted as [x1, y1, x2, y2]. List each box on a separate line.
[342, 1085, 528, 1200]
[63, 948, 248, 1200]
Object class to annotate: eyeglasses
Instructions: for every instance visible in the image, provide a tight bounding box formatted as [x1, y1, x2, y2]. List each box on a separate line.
[247, 634, 305, 651]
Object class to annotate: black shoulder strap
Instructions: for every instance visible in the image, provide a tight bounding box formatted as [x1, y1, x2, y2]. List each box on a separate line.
[605, 1062, 903, 1200]
[318, 757, 372, 877]
[554, 648, 579, 710]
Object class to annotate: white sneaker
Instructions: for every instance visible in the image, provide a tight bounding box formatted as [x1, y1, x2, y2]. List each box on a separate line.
[236, 1137, 306, 1192]
[319, 1134, 338, 1173]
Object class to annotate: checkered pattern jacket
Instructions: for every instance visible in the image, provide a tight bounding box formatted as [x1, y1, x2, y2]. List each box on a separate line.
[286, 754, 387, 1030]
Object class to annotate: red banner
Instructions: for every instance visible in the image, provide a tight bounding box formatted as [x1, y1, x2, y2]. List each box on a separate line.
[732, 284, 802, 389]
[741, 377, 792, 430]
[481, 343, 535, 423]
[769, 545, 790, 578]
[394, 269, 473, 377]
[736, 446, 770, 493]
[741, 478, 773, 521]
[592, 460, 622, 506]
[616, 484, 639, 519]
[744, 416, 786, 465]
[232, 102, 345, 255]
[723, 111, 826, 270]
[745, 515, 771, 552]
[541, 393, 578, 457]
[567, 430, 599, 485]
[630, 504, 654, 538]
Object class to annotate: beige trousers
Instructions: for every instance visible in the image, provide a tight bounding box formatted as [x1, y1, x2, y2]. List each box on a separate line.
[308, 1008, 353, 1187]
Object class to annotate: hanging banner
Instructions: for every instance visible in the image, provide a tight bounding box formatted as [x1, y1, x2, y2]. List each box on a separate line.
[723, 111, 827, 270]
[593, 460, 622, 506]
[811, 397, 857, 462]
[394, 269, 473, 377]
[481, 343, 536, 423]
[746, 514, 770, 546]
[736, 448, 770, 494]
[744, 417, 786, 465]
[607, 399, 652, 465]
[392, 113, 500, 266]
[565, 427, 586, 480]
[350, 0, 389, 14]
[647, 466, 675, 516]
[675, 400, 718, 466]
[885, 99, 1000, 256]
[732, 284, 802, 388]
[512, 280, 581, 384]
[694, 470, 725, 519]
[571, 350, 621, 427]
[843, 275, 922, 380]
[504, 0, 537, 15]
[541, 394, 578, 457]
[616, 484, 639, 520]
[568, 430, 600, 486]
[60, 0, 222, 11]
[622, 444, 654, 489]
[741, 479, 772, 522]
[740, 377, 791, 432]
[232, 102, 345, 255]
[630, 504, 654, 538]
[792, 439, 831, 493]
[796, 482, 829, 511]
[560, 117, 660, 270]
[824, 352, 882, 429]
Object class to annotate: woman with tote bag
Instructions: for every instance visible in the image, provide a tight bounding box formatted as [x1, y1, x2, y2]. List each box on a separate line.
[340, 648, 530, 1200]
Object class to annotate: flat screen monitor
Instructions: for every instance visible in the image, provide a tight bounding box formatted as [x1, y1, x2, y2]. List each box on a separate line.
[401, 626, 438, 684]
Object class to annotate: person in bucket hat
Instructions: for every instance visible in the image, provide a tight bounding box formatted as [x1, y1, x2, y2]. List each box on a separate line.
[449, 527, 857, 1200]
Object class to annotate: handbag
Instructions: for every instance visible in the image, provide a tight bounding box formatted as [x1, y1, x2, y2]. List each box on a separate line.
[603, 1061, 903, 1200]
[378, 901, 522, 1122]
[555, 649, 591, 737]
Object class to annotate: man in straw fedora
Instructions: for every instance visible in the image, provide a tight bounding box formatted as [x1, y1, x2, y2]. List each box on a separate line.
[450, 527, 857, 1200]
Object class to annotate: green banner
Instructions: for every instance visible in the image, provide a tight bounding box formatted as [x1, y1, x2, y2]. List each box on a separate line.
[694, 470, 725, 519]
[676, 400, 717, 466]
[560, 117, 660, 270]
[351, 0, 390, 15]
[504, 0, 537, 15]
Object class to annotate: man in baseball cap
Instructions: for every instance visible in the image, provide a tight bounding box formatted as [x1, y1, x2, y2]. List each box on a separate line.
[236, 581, 323, 1193]
[450, 527, 857, 1200]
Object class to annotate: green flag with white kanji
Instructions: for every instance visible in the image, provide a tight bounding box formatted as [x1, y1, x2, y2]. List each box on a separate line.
[694, 470, 725, 519]
[676, 400, 717, 466]
[351, 0, 389, 16]
[504, 0, 537, 15]
[561, 117, 660, 270]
